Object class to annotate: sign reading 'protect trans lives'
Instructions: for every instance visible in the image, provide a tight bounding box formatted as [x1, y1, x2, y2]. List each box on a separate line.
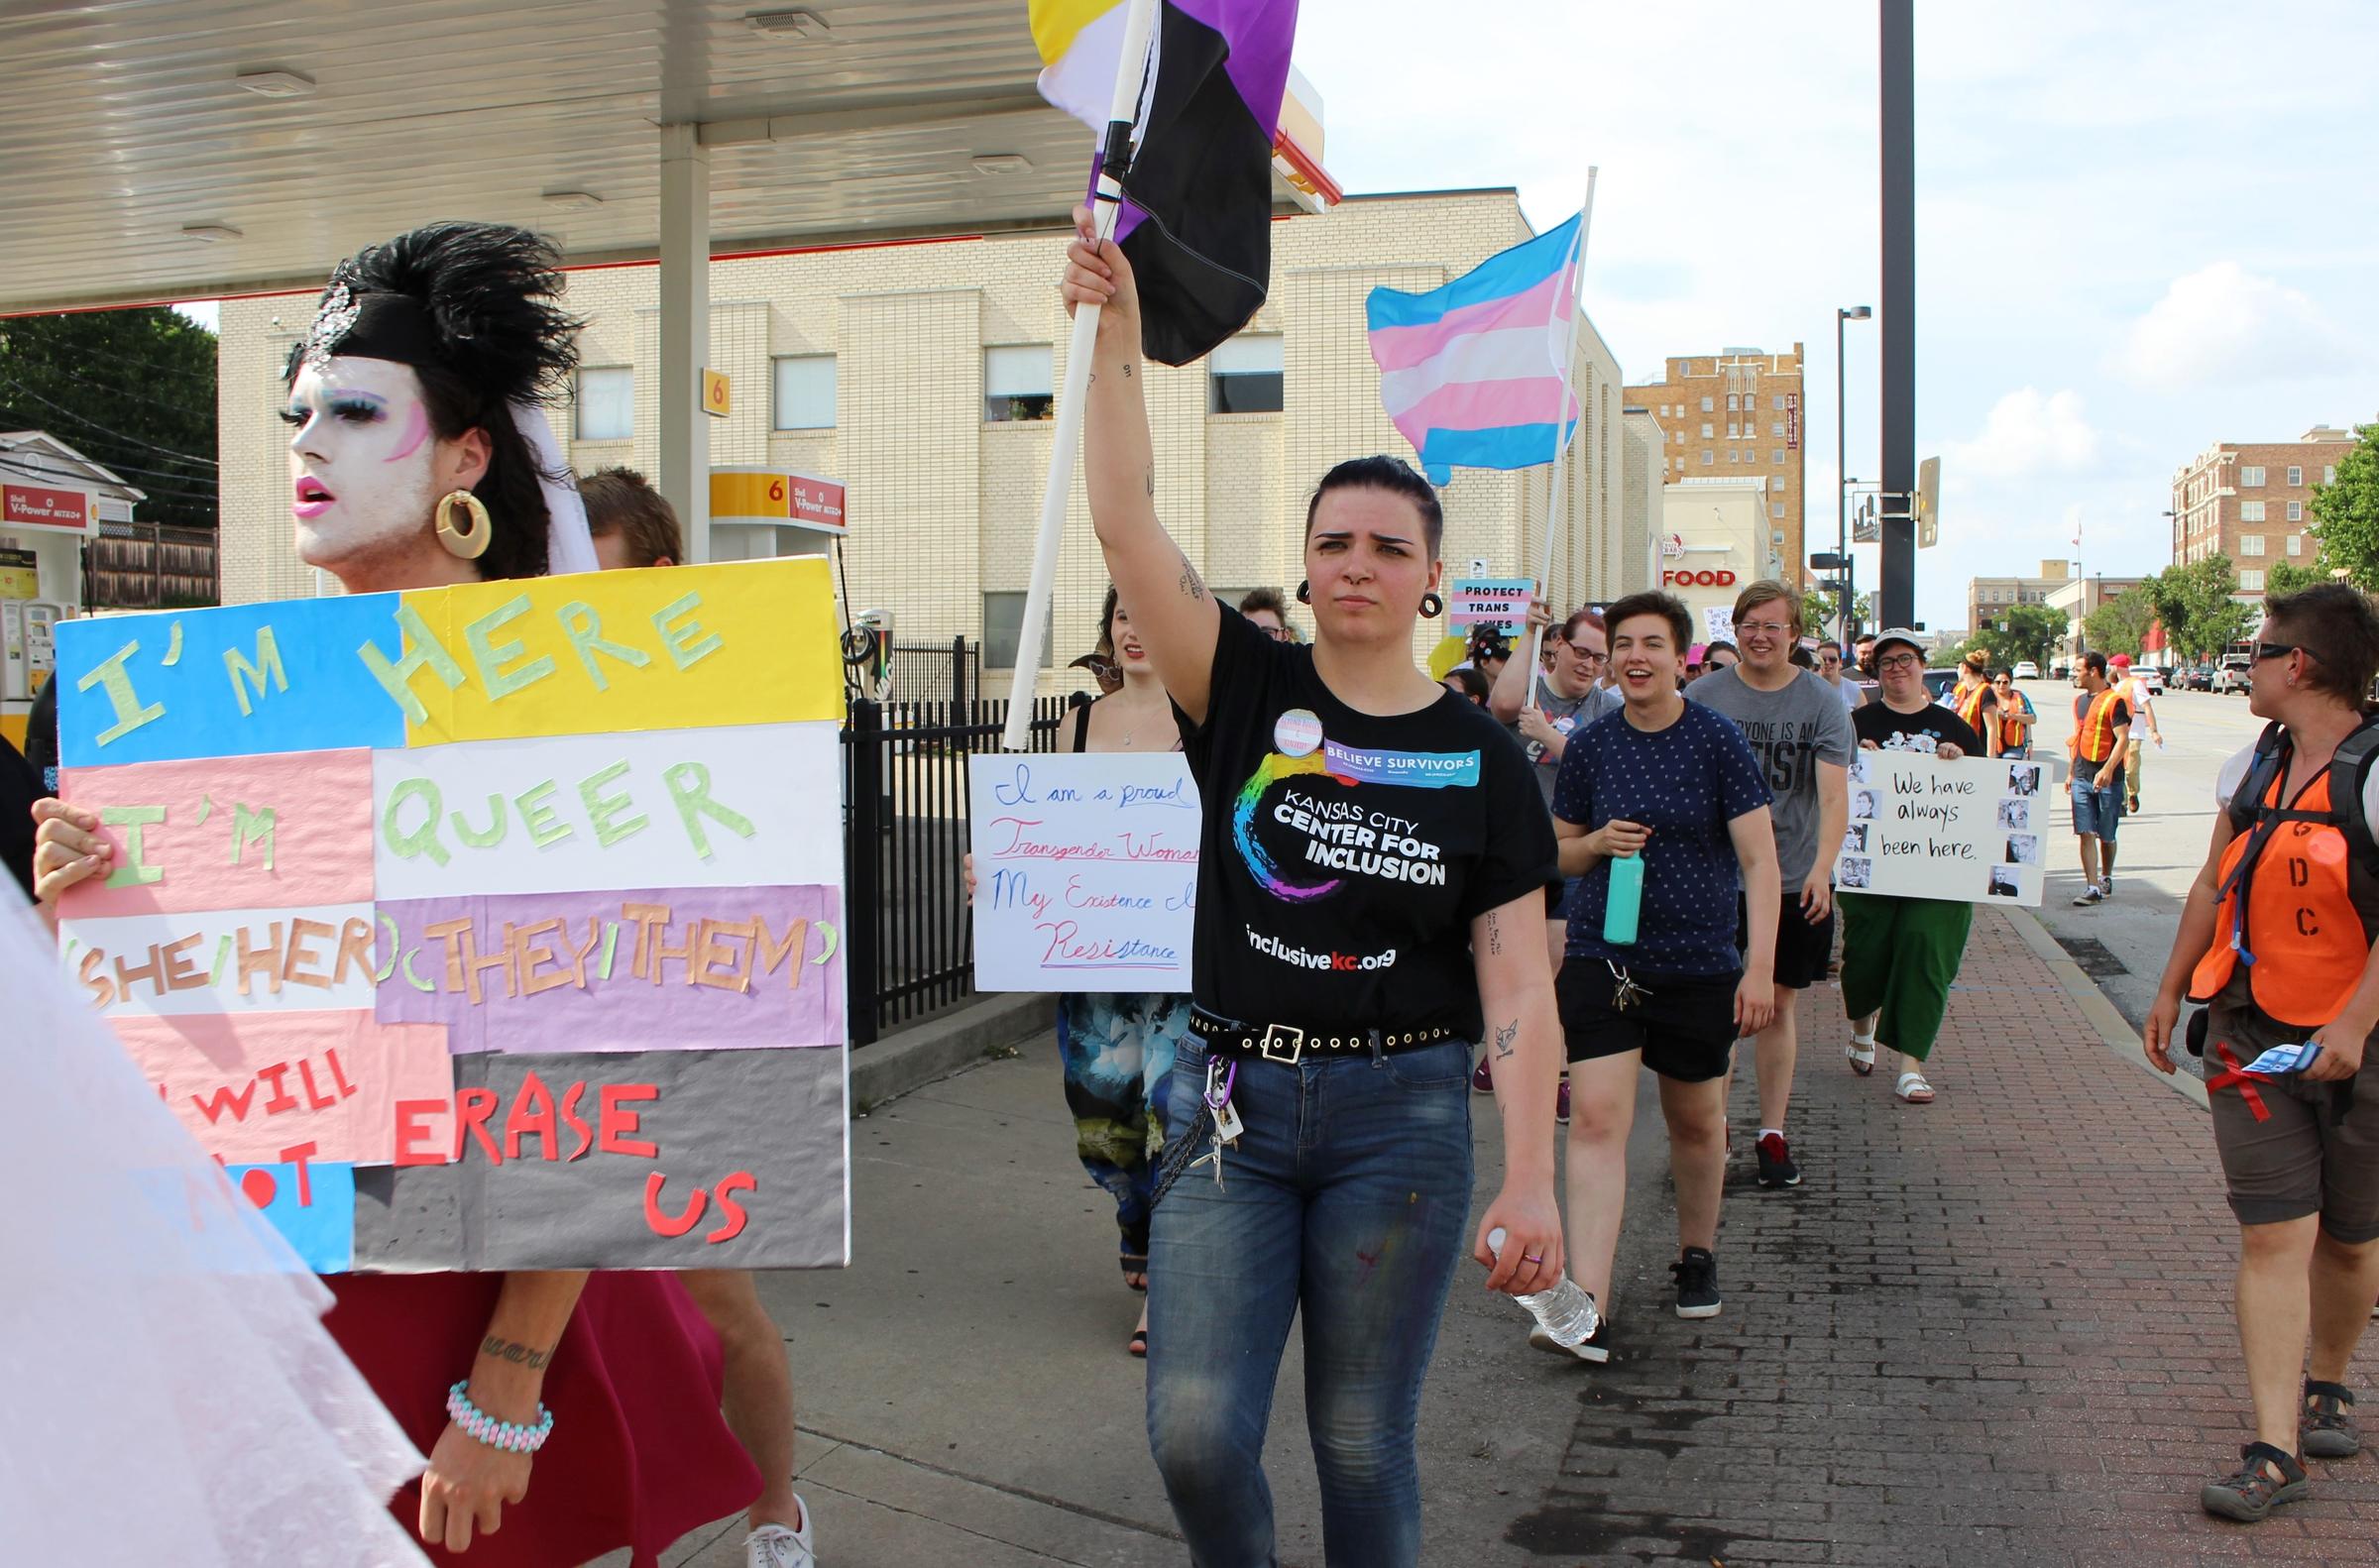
[54, 560, 851, 1273]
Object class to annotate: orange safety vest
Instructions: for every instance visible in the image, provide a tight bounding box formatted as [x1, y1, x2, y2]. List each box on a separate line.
[1955, 678, 1989, 732]
[2190, 733, 2379, 1028]
[2069, 689, 2121, 764]
[1994, 695, 2031, 752]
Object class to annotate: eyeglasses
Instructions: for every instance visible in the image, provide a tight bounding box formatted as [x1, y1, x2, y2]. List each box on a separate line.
[2253, 641, 2305, 663]
[1877, 652, 1922, 671]
[1735, 620, 1794, 637]
[1260, 624, 1295, 643]
[1561, 642, 1606, 661]
[1818, 652, 1842, 665]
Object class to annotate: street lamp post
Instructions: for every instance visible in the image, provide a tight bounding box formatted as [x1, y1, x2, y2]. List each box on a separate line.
[1836, 304, 1872, 648]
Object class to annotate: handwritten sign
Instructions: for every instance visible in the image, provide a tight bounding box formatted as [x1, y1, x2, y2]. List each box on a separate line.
[1701, 606, 1737, 647]
[1445, 577, 1533, 633]
[54, 559, 852, 1271]
[967, 752, 1199, 991]
[1836, 752, 2047, 905]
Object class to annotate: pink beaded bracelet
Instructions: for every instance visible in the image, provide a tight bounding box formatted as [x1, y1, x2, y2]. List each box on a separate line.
[446, 1381, 555, 1455]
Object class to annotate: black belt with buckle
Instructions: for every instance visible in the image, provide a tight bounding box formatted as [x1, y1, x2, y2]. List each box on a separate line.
[1188, 1010, 1460, 1065]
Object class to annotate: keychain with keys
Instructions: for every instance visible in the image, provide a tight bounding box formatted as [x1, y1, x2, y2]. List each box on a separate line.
[1189, 1059, 1241, 1190]
[1607, 960, 1654, 1014]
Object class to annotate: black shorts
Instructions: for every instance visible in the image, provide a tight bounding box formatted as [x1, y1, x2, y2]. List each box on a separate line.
[1557, 959, 1741, 1082]
[1739, 891, 1836, 991]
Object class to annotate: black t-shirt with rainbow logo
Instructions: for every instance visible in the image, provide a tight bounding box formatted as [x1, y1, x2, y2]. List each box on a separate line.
[1177, 609, 1555, 1043]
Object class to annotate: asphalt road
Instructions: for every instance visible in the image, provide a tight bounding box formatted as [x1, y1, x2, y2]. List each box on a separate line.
[2011, 680, 2269, 1043]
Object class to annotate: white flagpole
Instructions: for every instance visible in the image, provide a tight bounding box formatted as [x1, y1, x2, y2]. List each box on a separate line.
[1524, 167, 1599, 688]
[1001, 0, 1162, 750]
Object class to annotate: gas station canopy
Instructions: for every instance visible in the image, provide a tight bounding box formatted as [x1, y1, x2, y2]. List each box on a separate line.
[0, 0, 1190, 315]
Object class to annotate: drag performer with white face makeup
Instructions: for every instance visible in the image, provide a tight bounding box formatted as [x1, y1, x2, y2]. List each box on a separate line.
[31, 224, 761, 1568]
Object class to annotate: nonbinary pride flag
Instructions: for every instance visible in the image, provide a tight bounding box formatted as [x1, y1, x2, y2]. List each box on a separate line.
[1031, 0, 1301, 367]
[1365, 214, 1583, 485]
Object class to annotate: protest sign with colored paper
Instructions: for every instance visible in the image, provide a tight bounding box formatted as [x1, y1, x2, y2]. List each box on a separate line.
[54, 559, 851, 1271]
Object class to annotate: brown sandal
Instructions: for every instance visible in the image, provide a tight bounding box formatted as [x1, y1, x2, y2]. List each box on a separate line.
[2201, 1441, 2308, 1522]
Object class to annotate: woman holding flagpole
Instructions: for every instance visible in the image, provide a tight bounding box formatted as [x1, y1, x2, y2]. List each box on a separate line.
[1062, 209, 1566, 1567]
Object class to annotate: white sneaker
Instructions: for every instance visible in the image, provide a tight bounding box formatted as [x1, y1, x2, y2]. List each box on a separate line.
[745, 1505, 816, 1568]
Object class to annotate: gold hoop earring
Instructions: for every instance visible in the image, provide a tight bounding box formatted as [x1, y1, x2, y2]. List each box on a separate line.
[435, 490, 492, 560]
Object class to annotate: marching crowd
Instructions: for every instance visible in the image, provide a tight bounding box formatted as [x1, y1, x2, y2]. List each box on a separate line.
[1, 211, 2374, 1568]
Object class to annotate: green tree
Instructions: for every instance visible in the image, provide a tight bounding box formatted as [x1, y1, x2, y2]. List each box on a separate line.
[0, 307, 219, 530]
[2308, 423, 2379, 587]
[1963, 603, 2066, 670]
[1803, 584, 1873, 640]
[2151, 555, 2255, 661]
[2084, 584, 2158, 657]
[2262, 559, 2329, 599]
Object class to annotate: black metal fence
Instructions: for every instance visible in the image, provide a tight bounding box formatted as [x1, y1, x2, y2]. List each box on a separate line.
[842, 693, 1078, 1045]
[886, 636, 984, 710]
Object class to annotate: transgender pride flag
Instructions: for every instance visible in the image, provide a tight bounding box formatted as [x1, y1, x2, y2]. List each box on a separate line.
[1365, 214, 1583, 485]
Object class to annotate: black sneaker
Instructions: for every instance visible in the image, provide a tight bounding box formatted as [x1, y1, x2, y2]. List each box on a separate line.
[1756, 1132, 1802, 1188]
[1671, 1247, 1721, 1319]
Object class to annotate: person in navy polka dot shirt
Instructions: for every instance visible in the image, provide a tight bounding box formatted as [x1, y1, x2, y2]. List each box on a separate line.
[1545, 591, 1780, 1340]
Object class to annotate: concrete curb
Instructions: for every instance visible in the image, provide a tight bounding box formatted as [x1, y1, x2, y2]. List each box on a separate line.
[2001, 905, 2209, 1111]
[850, 992, 1054, 1113]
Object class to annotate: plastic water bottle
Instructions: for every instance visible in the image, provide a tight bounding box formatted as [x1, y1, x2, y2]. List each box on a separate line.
[1602, 852, 1644, 946]
[1488, 1227, 1602, 1357]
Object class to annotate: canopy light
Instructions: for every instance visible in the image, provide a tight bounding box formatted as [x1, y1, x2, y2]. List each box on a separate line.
[970, 154, 1032, 175]
[180, 222, 244, 243]
[744, 9, 828, 36]
[540, 190, 604, 211]
[235, 69, 315, 98]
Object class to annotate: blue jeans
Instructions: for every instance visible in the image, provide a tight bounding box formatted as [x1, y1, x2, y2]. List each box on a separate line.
[1146, 1037, 1474, 1568]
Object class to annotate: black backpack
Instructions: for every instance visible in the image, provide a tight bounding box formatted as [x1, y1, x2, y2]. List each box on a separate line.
[2223, 716, 2379, 879]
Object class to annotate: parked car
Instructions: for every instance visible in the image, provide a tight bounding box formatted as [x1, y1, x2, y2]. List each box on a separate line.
[2049, 660, 2073, 680]
[2179, 665, 2215, 692]
[2139, 668, 2165, 697]
[2012, 660, 2041, 680]
[1922, 668, 1960, 701]
[2213, 658, 2253, 695]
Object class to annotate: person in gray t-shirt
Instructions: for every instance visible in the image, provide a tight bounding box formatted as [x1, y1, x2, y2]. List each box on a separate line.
[1490, 600, 1620, 808]
[1683, 582, 1856, 1191]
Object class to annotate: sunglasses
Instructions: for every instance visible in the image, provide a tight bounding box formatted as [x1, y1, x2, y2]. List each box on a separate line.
[2253, 641, 2305, 663]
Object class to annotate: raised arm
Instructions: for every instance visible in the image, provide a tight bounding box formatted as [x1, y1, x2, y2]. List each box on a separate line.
[1061, 206, 1220, 725]
[1489, 598, 1552, 724]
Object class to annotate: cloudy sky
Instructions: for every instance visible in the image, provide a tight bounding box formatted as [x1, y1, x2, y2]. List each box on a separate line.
[1301, 0, 2377, 627]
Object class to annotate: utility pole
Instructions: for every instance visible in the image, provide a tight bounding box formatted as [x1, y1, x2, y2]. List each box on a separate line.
[1878, 0, 1915, 627]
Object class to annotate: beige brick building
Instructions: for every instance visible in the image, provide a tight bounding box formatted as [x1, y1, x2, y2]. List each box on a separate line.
[1967, 562, 2071, 634]
[2170, 425, 2356, 596]
[217, 189, 1643, 686]
[1625, 346, 1808, 587]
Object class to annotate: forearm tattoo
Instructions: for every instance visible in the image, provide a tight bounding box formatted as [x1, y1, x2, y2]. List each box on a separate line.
[479, 1335, 552, 1371]
[1493, 1019, 1519, 1060]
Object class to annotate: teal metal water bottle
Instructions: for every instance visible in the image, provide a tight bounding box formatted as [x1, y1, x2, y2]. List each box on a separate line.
[1603, 852, 1643, 946]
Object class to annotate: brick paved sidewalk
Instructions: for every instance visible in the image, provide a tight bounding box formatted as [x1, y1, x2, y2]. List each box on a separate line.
[1508, 908, 2379, 1567]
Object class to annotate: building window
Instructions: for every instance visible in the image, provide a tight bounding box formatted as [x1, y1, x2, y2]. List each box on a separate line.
[1726, 422, 1738, 439]
[771, 355, 836, 430]
[1729, 449, 1740, 464]
[1672, 430, 1683, 445]
[1208, 333, 1284, 413]
[575, 367, 632, 440]
[1770, 503, 1784, 518]
[2240, 569, 2266, 591]
[2288, 534, 2304, 556]
[2326, 466, 2338, 484]
[1774, 476, 1787, 492]
[1772, 448, 1785, 464]
[1700, 395, 1714, 413]
[1726, 393, 1739, 411]
[1772, 394, 1784, 410]
[2240, 465, 2266, 487]
[2239, 534, 2264, 556]
[2241, 501, 2266, 522]
[1701, 451, 1714, 466]
[1771, 421, 1784, 439]
[984, 345, 1056, 422]
[1701, 422, 1713, 439]
[981, 592, 1053, 669]
[2288, 500, 2304, 522]
[2288, 465, 2304, 487]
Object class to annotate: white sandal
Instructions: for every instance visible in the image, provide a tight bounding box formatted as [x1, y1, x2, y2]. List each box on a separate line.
[1895, 1070, 1935, 1104]
[1846, 1038, 1876, 1076]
